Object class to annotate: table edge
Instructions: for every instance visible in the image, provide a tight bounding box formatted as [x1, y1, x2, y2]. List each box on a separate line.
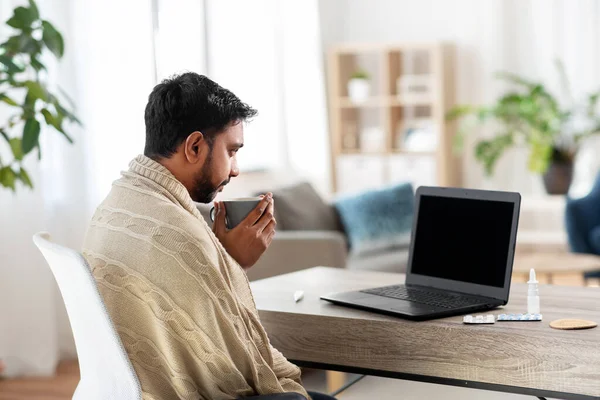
[294, 360, 596, 400]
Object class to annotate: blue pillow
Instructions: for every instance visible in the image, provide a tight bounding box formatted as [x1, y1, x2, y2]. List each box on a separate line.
[334, 183, 414, 255]
[588, 225, 600, 255]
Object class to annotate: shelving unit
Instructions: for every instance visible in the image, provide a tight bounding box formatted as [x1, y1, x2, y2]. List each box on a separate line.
[327, 43, 460, 194]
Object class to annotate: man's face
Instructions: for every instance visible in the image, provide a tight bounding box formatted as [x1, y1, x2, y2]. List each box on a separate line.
[191, 122, 243, 203]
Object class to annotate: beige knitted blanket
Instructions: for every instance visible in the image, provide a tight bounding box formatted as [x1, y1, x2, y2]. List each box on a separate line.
[83, 155, 308, 400]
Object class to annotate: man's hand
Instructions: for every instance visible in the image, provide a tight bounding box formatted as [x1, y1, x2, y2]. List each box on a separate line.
[212, 193, 276, 269]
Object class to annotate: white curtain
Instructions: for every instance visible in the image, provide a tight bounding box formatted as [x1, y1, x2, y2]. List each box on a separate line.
[0, 0, 155, 376]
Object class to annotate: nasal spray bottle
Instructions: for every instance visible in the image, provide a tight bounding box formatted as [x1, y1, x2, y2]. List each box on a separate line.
[527, 268, 540, 314]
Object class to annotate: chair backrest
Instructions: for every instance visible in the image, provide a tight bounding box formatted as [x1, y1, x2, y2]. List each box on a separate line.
[33, 232, 142, 400]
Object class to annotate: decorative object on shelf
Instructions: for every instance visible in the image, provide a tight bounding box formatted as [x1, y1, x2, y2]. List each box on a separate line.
[446, 60, 600, 195]
[398, 118, 437, 152]
[347, 69, 371, 103]
[342, 121, 359, 150]
[396, 74, 433, 99]
[342, 133, 359, 150]
[0, 0, 80, 191]
[360, 127, 385, 153]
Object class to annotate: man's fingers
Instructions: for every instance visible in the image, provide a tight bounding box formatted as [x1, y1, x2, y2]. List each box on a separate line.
[244, 193, 272, 227]
[213, 202, 227, 234]
[211, 202, 218, 233]
[255, 200, 275, 233]
[265, 228, 276, 247]
[266, 219, 276, 235]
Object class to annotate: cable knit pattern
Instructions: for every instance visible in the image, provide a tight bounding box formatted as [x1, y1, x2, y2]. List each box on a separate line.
[82, 155, 308, 400]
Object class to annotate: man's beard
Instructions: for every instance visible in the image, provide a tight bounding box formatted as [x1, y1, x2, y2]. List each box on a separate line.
[191, 152, 230, 203]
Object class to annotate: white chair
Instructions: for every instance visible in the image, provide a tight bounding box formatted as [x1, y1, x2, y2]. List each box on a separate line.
[33, 232, 142, 400]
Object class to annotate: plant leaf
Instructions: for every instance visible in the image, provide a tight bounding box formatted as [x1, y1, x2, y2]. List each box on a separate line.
[446, 105, 476, 121]
[9, 138, 24, 160]
[41, 20, 64, 58]
[28, 0, 40, 20]
[6, 6, 37, 30]
[0, 129, 10, 143]
[41, 108, 60, 130]
[0, 54, 25, 74]
[22, 117, 41, 154]
[19, 167, 33, 188]
[587, 91, 600, 117]
[22, 37, 42, 55]
[474, 134, 514, 176]
[0, 167, 17, 191]
[24, 80, 48, 101]
[30, 55, 45, 71]
[53, 98, 81, 125]
[0, 93, 18, 106]
[528, 140, 553, 173]
[41, 107, 73, 142]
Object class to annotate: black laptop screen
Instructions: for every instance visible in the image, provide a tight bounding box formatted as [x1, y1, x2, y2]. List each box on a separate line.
[410, 195, 515, 288]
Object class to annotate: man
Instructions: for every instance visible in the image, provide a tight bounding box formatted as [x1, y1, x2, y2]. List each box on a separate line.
[83, 73, 335, 400]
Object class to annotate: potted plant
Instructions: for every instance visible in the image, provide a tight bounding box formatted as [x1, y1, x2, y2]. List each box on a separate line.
[0, 0, 79, 192]
[447, 61, 600, 195]
[347, 69, 370, 103]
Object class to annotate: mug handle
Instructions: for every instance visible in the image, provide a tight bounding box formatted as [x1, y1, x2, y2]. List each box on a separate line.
[210, 206, 229, 228]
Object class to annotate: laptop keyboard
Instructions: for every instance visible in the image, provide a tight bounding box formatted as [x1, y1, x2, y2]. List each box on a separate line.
[361, 285, 488, 309]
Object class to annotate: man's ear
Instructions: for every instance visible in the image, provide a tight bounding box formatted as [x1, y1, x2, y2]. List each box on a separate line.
[183, 131, 206, 163]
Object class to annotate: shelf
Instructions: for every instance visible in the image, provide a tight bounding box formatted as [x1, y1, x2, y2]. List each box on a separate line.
[337, 150, 436, 156]
[329, 43, 458, 193]
[391, 150, 436, 156]
[340, 149, 387, 155]
[336, 96, 434, 108]
[337, 97, 386, 108]
[388, 96, 434, 107]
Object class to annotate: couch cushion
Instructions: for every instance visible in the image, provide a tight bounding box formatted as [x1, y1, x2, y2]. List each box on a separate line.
[334, 182, 414, 256]
[589, 225, 600, 254]
[347, 247, 410, 274]
[263, 182, 342, 231]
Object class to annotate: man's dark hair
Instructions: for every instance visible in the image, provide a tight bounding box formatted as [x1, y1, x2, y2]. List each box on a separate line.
[144, 72, 257, 159]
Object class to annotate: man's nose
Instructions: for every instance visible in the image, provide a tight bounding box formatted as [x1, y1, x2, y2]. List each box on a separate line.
[230, 164, 240, 178]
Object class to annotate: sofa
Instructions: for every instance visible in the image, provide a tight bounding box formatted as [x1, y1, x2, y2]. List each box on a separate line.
[196, 182, 411, 281]
[565, 172, 600, 279]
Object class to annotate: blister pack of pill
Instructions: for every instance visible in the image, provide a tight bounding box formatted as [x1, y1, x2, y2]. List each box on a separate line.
[463, 314, 495, 324]
[497, 313, 542, 321]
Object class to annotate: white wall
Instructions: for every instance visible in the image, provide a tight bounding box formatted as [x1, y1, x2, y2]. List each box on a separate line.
[318, 0, 600, 195]
[206, 0, 331, 196]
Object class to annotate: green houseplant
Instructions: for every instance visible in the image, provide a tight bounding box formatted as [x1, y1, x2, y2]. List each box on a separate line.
[447, 61, 600, 194]
[0, 0, 79, 191]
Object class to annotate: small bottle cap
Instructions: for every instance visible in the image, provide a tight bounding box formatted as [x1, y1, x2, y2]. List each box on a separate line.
[528, 268, 538, 284]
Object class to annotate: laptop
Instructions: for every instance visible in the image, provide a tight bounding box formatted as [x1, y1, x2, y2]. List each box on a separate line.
[321, 186, 521, 321]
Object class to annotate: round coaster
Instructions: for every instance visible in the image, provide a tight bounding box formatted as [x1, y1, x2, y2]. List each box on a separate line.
[550, 319, 598, 330]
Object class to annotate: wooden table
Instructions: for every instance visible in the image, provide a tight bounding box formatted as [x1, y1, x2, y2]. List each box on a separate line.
[514, 252, 600, 286]
[251, 267, 600, 400]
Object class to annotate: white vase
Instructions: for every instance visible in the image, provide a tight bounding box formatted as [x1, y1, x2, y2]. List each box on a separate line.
[348, 78, 370, 103]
